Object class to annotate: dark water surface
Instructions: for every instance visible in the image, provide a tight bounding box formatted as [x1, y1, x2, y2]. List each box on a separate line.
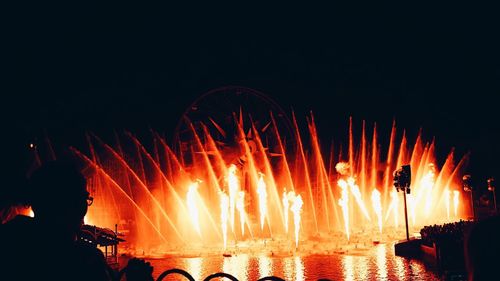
[142, 243, 444, 280]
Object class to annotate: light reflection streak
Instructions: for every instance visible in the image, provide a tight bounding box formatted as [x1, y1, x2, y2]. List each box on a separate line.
[376, 244, 388, 280]
[394, 254, 405, 280]
[294, 256, 305, 281]
[223, 255, 249, 281]
[409, 259, 425, 278]
[185, 258, 202, 281]
[284, 257, 293, 281]
[258, 255, 272, 279]
[342, 255, 355, 281]
[358, 257, 369, 280]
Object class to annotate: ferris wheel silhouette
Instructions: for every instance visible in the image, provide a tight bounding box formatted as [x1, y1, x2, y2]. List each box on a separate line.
[172, 86, 295, 168]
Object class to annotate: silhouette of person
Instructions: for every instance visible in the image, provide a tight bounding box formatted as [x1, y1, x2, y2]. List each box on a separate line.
[464, 215, 500, 281]
[0, 160, 114, 280]
[0, 160, 153, 281]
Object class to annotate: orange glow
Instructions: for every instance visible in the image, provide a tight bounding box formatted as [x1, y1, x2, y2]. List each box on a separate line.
[220, 191, 229, 250]
[453, 190, 459, 217]
[422, 170, 436, 218]
[75, 113, 469, 253]
[444, 188, 451, 220]
[388, 190, 399, 228]
[283, 189, 289, 234]
[407, 194, 416, 226]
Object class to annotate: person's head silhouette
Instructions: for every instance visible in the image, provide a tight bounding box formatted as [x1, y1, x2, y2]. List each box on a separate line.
[28, 160, 91, 240]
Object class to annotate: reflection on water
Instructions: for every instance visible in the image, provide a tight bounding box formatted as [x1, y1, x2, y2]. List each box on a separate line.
[258, 255, 272, 279]
[282, 256, 305, 281]
[342, 255, 354, 281]
[223, 254, 249, 281]
[358, 256, 369, 280]
[294, 256, 305, 281]
[406, 259, 427, 281]
[341, 254, 371, 280]
[185, 258, 202, 281]
[395, 250, 406, 280]
[145, 243, 440, 280]
[376, 243, 388, 280]
[284, 257, 294, 280]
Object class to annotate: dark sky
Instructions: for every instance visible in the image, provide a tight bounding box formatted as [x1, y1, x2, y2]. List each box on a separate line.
[4, 3, 500, 186]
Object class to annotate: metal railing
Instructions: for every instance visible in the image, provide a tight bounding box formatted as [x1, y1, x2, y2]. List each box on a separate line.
[117, 267, 334, 281]
[151, 268, 333, 281]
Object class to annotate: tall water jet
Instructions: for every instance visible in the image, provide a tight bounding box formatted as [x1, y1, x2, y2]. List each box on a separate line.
[187, 181, 202, 236]
[383, 121, 397, 211]
[388, 190, 399, 228]
[283, 189, 289, 234]
[290, 194, 303, 249]
[360, 120, 367, 199]
[371, 189, 383, 233]
[257, 173, 268, 231]
[338, 179, 350, 240]
[444, 188, 451, 220]
[228, 164, 239, 233]
[236, 191, 246, 236]
[422, 168, 436, 218]
[453, 190, 460, 217]
[347, 177, 371, 221]
[220, 191, 229, 250]
[371, 123, 378, 192]
[292, 112, 318, 233]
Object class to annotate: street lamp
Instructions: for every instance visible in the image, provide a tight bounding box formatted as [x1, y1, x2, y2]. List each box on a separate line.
[394, 164, 411, 241]
[462, 174, 475, 220]
[487, 177, 497, 214]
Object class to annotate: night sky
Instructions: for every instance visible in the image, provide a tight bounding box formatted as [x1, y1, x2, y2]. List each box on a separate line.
[4, 4, 500, 191]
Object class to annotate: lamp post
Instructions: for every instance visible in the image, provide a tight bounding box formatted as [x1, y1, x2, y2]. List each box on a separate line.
[394, 164, 411, 241]
[462, 175, 475, 221]
[487, 177, 497, 214]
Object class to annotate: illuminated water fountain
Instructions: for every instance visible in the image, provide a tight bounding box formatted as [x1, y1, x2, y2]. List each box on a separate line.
[71, 88, 470, 255]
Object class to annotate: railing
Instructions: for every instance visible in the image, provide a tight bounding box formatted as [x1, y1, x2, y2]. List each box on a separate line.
[155, 269, 286, 281]
[118, 267, 334, 281]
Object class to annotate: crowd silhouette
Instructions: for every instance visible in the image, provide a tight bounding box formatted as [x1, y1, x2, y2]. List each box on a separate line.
[419, 217, 500, 280]
[420, 220, 473, 247]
